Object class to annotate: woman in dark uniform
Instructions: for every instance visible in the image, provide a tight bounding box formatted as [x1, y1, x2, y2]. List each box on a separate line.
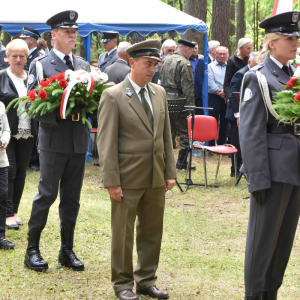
[239, 11, 300, 300]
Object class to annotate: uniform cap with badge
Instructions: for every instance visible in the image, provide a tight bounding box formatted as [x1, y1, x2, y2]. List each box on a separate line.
[259, 11, 300, 36]
[101, 31, 119, 43]
[19, 27, 41, 40]
[178, 39, 197, 48]
[46, 10, 79, 30]
[126, 39, 162, 62]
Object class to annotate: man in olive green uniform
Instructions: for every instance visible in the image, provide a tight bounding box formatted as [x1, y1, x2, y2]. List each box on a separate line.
[159, 39, 196, 169]
[98, 40, 176, 300]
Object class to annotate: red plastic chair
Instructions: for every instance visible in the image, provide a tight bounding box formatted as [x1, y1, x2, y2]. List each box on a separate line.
[188, 115, 238, 187]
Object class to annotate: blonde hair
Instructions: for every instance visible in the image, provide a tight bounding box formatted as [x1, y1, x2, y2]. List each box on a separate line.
[6, 39, 29, 57]
[258, 33, 281, 63]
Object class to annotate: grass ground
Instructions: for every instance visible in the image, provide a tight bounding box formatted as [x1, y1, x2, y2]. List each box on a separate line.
[1, 152, 300, 300]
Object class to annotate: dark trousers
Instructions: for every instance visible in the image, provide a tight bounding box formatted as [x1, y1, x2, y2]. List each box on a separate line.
[208, 95, 227, 146]
[6, 137, 34, 217]
[171, 111, 189, 150]
[111, 187, 165, 293]
[195, 98, 204, 115]
[0, 167, 8, 238]
[244, 182, 300, 295]
[230, 120, 242, 171]
[28, 150, 86, 232]
[29, 136, 39, 167]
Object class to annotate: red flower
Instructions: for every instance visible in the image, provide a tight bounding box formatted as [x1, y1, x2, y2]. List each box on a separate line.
[286, 76, 297, 88]
[28, 90, 36, 101]
[40, 78, 46, 86]
[59, 79, 68, 88]
[41, 79, 50, 88]
[22, 99, 25, 102]
[296, 65, 299, 68]
[38, 89, 47, 100]
[294, 92, 300, 102]
[57, 73, 65, 81]
[49, 75, 57, 83]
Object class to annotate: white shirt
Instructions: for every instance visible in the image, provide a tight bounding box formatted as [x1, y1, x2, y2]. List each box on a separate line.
[128, 75, 153, 114]
[270, 55, 291, 69]
[107, 47, 117, 56]
[53, 48, 74, 66]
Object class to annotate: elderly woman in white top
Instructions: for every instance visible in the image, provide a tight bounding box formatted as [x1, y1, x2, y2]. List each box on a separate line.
[0, 39, 38, 230]
[0, 102, 12, 249]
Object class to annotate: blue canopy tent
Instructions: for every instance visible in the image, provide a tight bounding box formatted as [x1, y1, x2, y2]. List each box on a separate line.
[0, 0, 209, 110]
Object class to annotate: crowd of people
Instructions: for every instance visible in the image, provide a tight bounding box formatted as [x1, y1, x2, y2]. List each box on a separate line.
[0, 7, 300, 300]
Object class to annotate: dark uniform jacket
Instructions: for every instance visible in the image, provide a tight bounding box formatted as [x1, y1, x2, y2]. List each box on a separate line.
[0, 43, 9, 70]
[28, 49, 90, 154]
[224, 53, 249, 100]
[97, 48, 118, 72]
[239, 55, 300, 193]
[0, 69, 37, 135]
[25, 48, 44, 71]
[104, 59, 131, 84]
[225, 65, 249, 122]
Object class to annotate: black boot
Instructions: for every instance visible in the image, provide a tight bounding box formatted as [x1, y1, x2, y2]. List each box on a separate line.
[245, 295, 262, 300]
[24, 231, 48, 271]
[58, 230, 84, 271]
[176, 149, 188, 169]
[262, 291, 277, 300]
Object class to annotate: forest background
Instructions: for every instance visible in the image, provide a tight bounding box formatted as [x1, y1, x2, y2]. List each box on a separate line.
[2, 0, 300, 60]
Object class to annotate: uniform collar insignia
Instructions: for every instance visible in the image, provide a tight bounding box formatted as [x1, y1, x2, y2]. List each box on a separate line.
[126, 88, 133, 97]
[149, 86, 156, 95]
[29, 55, 32, 59]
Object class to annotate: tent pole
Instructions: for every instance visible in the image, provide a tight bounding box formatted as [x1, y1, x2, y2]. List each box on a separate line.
[202, 32, 209, 116]
[82, 35, 92, 63]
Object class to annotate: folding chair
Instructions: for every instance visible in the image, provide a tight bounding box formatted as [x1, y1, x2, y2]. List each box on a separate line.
[188, 115, 238, 188]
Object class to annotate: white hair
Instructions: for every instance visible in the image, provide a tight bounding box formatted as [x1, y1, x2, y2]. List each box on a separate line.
[117, 42, 131, 54]
[208, 40, 220, 50]
[6, 39, 29, 57]
[162, 39, 176, 50]
[238, 38, 253, 49]
[249, 51, 259, 62]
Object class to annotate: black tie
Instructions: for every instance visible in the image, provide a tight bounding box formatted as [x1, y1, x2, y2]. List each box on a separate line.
[282, 65, 290, 77]
[64, 55, 74, 70]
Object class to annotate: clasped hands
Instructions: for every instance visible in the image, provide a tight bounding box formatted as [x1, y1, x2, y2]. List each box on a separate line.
[215, 89, 228, 103]
[107, 179, 176, 202]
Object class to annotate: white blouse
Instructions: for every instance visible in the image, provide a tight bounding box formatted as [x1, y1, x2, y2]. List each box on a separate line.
[0, 102, 10, 168]
[7, 68, 32, 139]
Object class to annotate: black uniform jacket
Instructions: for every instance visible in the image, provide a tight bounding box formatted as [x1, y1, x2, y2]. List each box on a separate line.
[28, 49, 90, 154]
[225, 65, 249, 122]
[25, 48, 44, 71]
[239, 55, 300, 193]
[0, 43, 9, 70]
[0, 69, 37, 135]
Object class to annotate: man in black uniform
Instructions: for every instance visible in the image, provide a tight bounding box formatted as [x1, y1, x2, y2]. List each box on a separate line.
[24, 10, 90, 272]
[0, 25, 9, 70]
[18, 27, 44, 71]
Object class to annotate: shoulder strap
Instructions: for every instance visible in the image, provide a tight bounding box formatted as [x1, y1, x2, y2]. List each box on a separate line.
[35, 60, 44, 84]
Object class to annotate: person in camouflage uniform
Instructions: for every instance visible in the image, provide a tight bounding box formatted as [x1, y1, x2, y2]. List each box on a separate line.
[159, 39, 196, 169]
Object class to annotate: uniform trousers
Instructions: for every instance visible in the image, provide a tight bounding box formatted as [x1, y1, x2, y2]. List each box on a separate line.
[245, 181, 300, 296]
[6, 136, 34, 217]
[111, 186, 165, 293]
[29, 136, 39, 168]
[28, 150, 86, 232]
[171, 111, 189, 150]
[230, 120, 242, 171]
[0, 167, 8, 237]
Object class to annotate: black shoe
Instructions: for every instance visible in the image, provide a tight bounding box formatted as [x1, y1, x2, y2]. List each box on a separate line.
[245, 295, 262, 300]
[6, 223, 19, 230]
[16, 220, 23, 226]
[0, 237, 15, 249]
[137, 286, 169, 299]
[262, 291, 277, 300]
[24, 231, 48, 271]
[28, 165, 40, 172]
[176, 149, 189, 169]
[59, 229, 84, 271]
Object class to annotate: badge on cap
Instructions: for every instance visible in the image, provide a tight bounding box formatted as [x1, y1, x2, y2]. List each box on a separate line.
[149, 86, 156, 95]
[292, 12, 299, 23]
[28, 74, 35, 85]
[3, 57, 8, 63]
[244, 88, 252, 101]
[126, 88, 133, 97]
[69, 11, 76, 21]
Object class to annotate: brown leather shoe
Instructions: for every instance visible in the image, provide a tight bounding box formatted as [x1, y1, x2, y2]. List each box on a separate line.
[136, 286, 169, 299]
[116, 289, 139, 300]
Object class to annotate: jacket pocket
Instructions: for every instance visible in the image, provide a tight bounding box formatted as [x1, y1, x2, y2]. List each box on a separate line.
[267, 134, 282, 149]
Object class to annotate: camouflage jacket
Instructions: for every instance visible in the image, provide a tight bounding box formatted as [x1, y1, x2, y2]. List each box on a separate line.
[159, 51, 195, 105]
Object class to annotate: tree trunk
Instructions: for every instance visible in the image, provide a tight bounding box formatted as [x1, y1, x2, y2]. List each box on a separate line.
[2, 31, 12, 47]
[42, 32, 52, 51]
[80, 36, 86, 59]
[211, 0, 230, 48]
[131, 33, 146, 44]
[182, 0, 207, 55]
[229, 0, 236, 56]
[236, 0, 246, 48]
